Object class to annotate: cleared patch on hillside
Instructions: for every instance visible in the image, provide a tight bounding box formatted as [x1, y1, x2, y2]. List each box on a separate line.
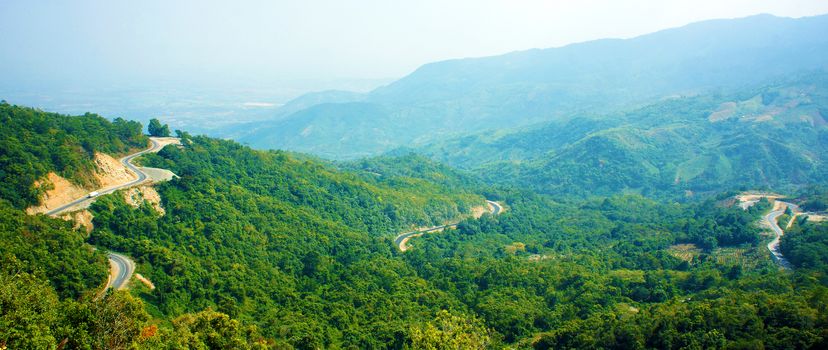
[608, 269, 646, 283]
[26, 172, 89, 214]
[134, 273, 156, 290]
[711, 247, 750, 265]
[708, 102, 738, 122]
[504, 242, 526, 255]
[668, 244, 702, 262]
[675, 156, 712, 183]
[471, 204, 490, 218]
[124, 186, 165, 216]
[60, 209, 94, 233]
[94, 152, 138, 188]
[27, 152, 137, 214]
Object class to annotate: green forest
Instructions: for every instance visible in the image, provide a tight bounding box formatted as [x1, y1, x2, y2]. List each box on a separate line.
[2, 97, 828, 349]
[422, 73, 828, 199]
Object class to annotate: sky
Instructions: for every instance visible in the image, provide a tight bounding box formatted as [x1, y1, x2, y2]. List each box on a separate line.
[2, 0, 828, 89]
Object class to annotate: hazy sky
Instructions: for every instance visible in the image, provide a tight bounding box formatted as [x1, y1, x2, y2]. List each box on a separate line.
[2, 0, 828, 86]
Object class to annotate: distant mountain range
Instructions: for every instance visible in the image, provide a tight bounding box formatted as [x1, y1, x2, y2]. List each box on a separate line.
[229, 14, 828, 159]
[419, 73, 828, 197]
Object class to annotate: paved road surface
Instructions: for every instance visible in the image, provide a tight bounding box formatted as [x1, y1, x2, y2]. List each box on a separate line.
[487, 200, 503, 215]
[45, 138, 163, 216]
[42, 138, 174, 294]
[106, 252, 136, 290]
[395, 200, 504, 251]
[765, 201, 794, 269]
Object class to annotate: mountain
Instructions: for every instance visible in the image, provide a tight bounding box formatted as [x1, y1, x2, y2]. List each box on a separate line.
[4, 102, 828, 348]
[7, 12, 828, 349]
[421, 73, 828, 197]
[233, 14, 828, 159]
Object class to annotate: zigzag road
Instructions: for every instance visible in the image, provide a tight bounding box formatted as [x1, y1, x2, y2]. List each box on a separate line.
[47, 137, 176, 291]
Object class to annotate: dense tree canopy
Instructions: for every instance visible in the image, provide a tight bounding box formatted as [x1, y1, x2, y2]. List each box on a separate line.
[0, 200, 106, 299]
[2, 101, 828, 348]
[781, 220, 828, 271]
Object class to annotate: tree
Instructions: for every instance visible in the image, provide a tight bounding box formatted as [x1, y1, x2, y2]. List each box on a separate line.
[62, 291, 151, 350]
[148, 118, 171, 137]
[159, 310, 268, 349]
[0, 272, 61, 349]
[409, 310, 492, 350]
[175, 129, 192, 140]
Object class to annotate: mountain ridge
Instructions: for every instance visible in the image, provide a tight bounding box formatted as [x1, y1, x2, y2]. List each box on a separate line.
[418, 72, 828, 197]
[230, 13, 828, 159]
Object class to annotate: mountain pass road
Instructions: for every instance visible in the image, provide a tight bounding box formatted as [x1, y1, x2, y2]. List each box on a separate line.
[45, 138, 164, 216]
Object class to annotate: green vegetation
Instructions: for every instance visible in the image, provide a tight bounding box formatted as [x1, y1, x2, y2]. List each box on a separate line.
[789, 188, 828, 276]
[86, 136, 484, 348]
[409, 310, 492, 349]
[3, 107, 828, 347]
[798, 185, 828, 212]
[0, 199, 155, 349]
[0, 113, 486, 348]
[781, 220, 828, 272]
[4, 68, 828, 348]
[402, 193, 828, 348]
[422, 74, 828, 198]
[342, 152, 484, 191]
[0, 200, 106, 299]
[82, 154, 828, 349]
[675, 198, 769, 250]
[0, 101, 147, 208]
[148, 118, 171, 137]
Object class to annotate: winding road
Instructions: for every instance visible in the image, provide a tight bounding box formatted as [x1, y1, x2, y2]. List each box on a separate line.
[106, 252, 136, 290]
[45, 138, 163, 216]
[43, 137, 176, 293]
[395, 200, 503, 251]
[765, 201, 796, 269]
[488, 200, 503, 215]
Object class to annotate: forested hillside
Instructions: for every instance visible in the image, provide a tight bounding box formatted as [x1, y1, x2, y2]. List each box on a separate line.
[3, 102, 828, 348]
[0, 108, 490, 348]
[422, 73, 828, 198]
[0, 200, 106, 299]
[0, 101, 147, 208]
[87, 135, 488, 347]
[85, 136, 828, 348]
[781, 189, 828, 272]
[396, 192, 828, 348]
[341, 152, 484, 190]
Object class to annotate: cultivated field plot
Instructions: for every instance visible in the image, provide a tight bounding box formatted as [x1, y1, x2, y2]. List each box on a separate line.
[668, 244, 767, 269]
[668, 243, 702, 262]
